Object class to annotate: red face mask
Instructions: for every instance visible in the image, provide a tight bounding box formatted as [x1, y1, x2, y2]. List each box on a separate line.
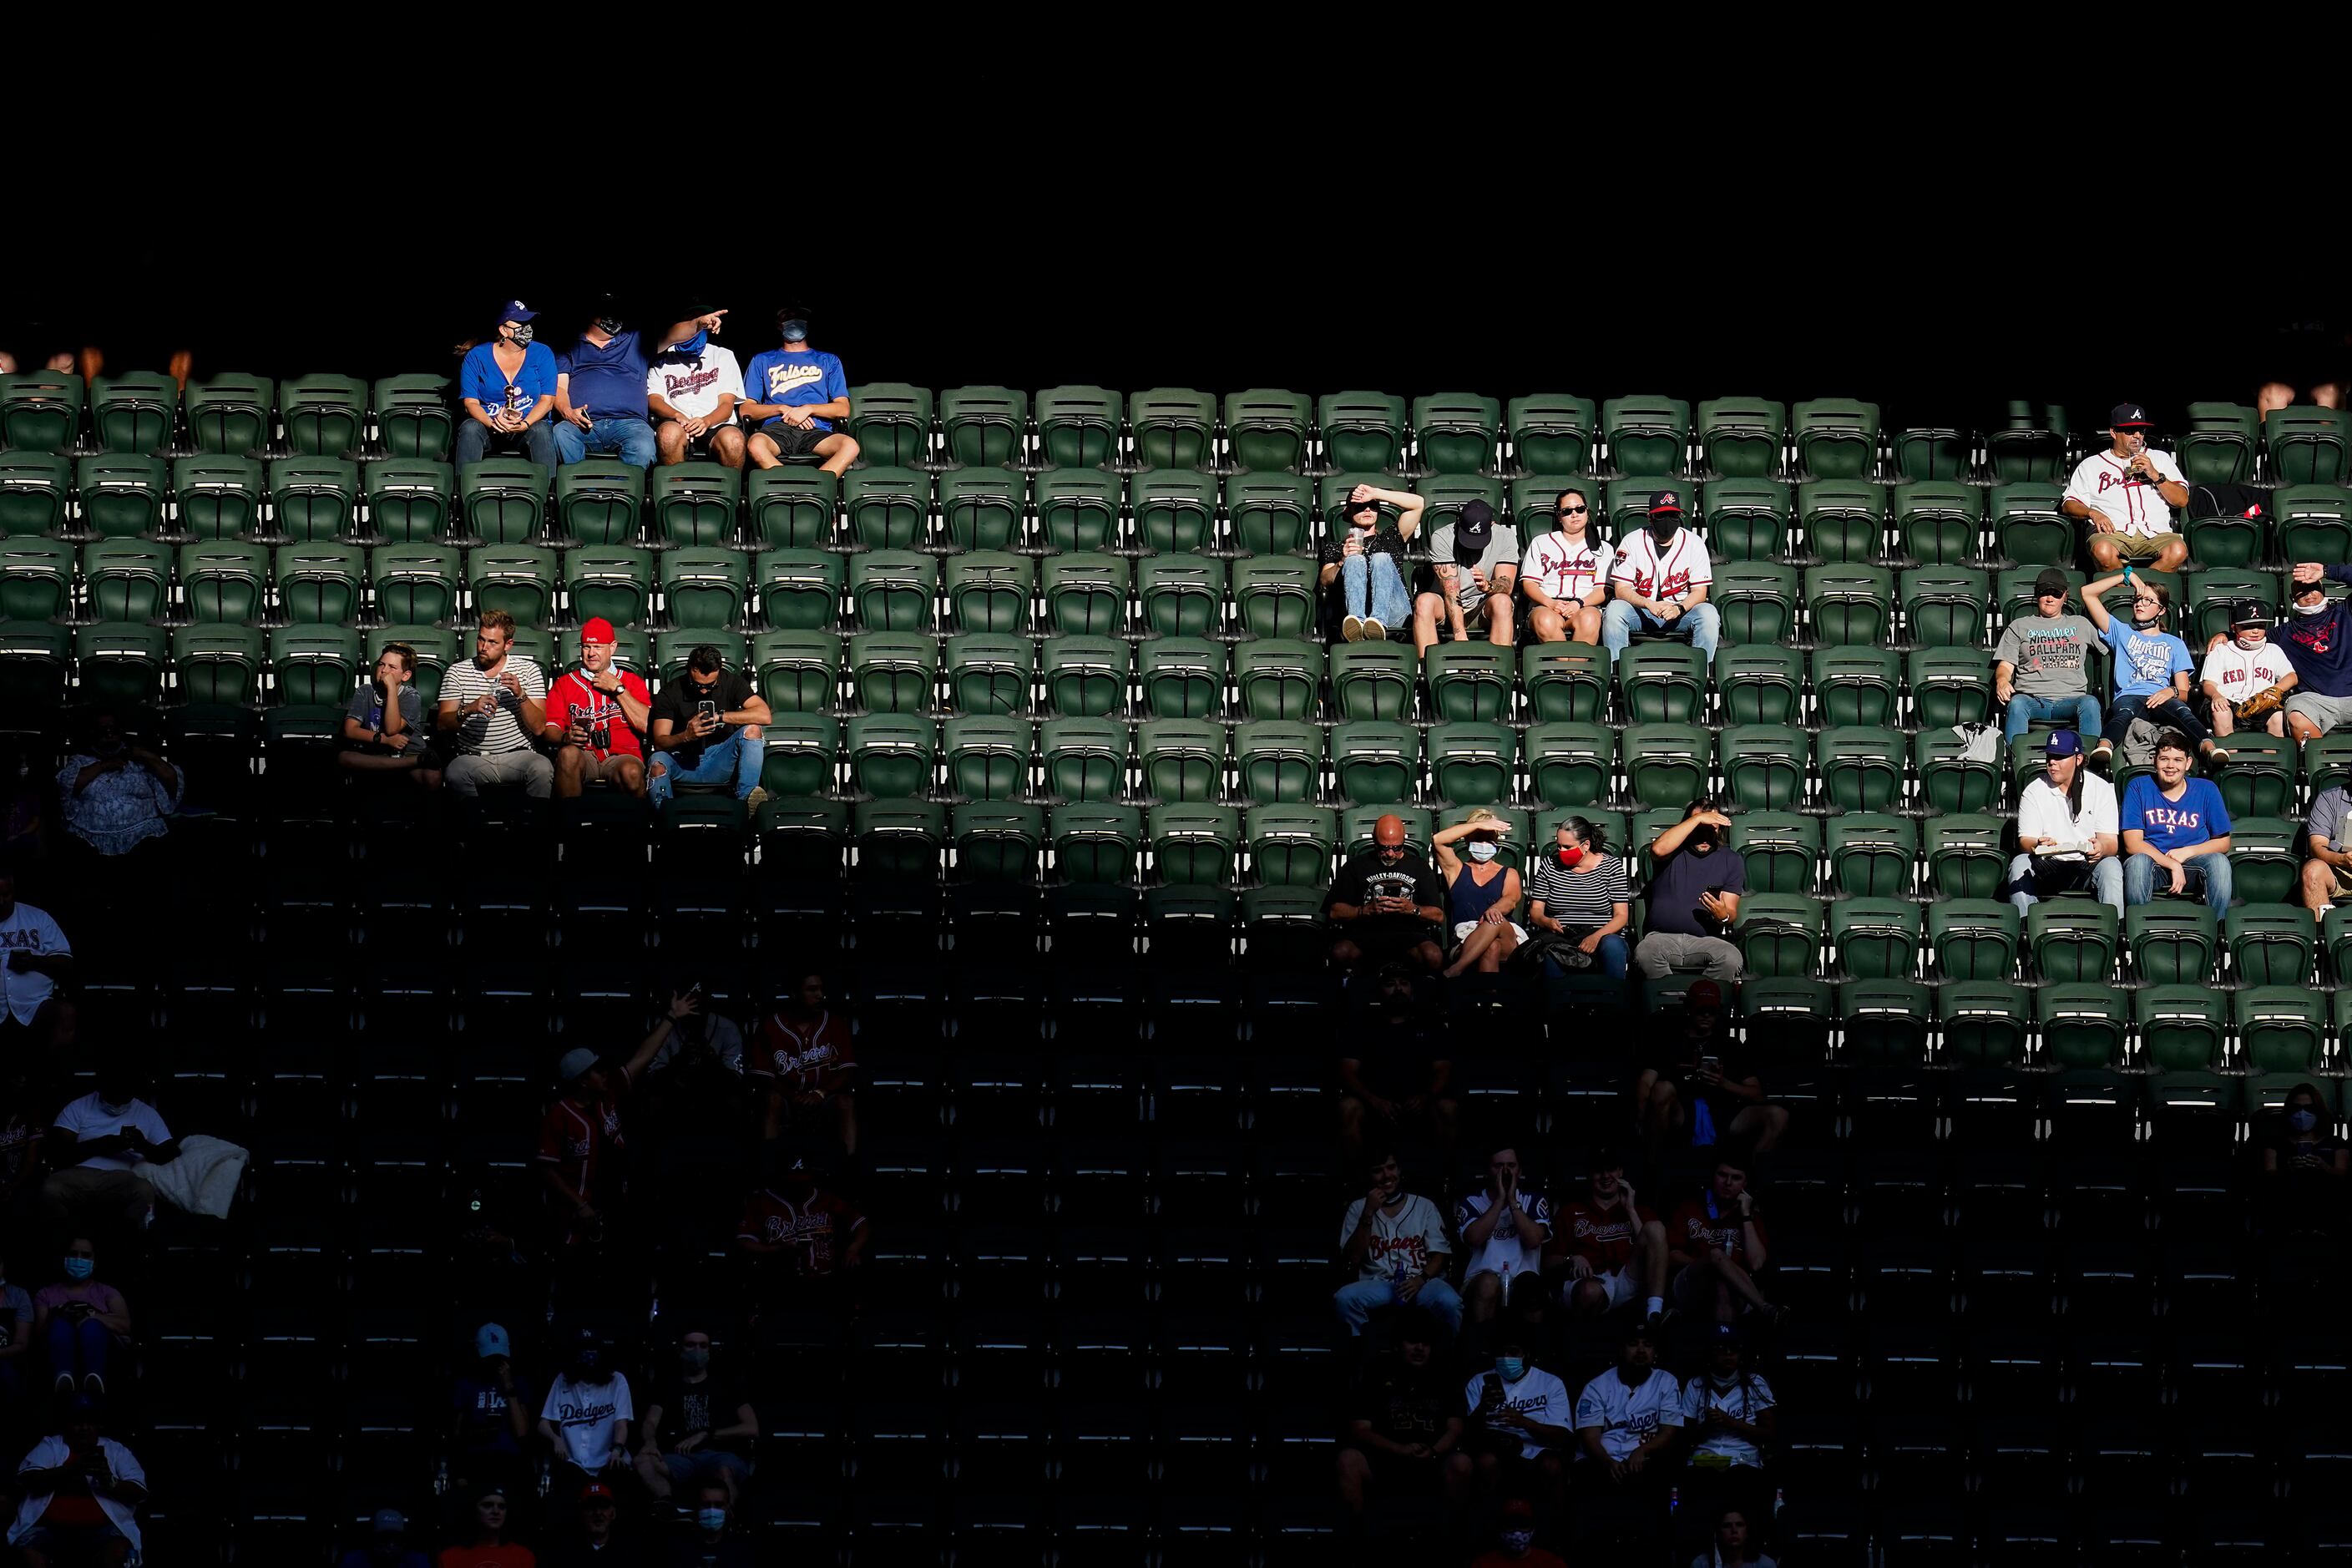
[1555, 846, 1584, 868]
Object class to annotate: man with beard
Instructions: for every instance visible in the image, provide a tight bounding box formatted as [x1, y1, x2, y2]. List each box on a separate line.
[1601, 489, 1717, 665]
[2276, 561, 2352, 741]
[1571, 1323, 1682, 1500]
[1632, 799, 1745, 984]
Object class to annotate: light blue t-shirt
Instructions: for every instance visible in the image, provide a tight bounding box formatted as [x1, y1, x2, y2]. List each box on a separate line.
[743, 347, 847, 432]
[459, 341, 559, 420]
[2102, 620, 2192, 701]
[2121, 774, 2232, 857]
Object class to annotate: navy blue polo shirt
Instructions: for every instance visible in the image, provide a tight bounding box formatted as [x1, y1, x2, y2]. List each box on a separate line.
[556, 330, 650, 420]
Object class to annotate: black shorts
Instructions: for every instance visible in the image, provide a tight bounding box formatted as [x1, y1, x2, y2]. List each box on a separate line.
[756, 423, 832, 457]
[1344, 922, 1439, 961]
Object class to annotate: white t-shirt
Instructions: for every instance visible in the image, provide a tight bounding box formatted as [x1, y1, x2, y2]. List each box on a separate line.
[1452, 1190, 1552, 1286]
[646, 345, 746, 424]
[2015, 771, 2119, 854]
[0, 903, 68, 1025]
[542, 1372, 635, 1469]
[8, 1434, 145, 1551]
[439, 656, 549, 756]
[1609, 527, 1713, 603]
[1338, 1193, 1451, 1286]
[1466, 1366, 1573, 1460]
[1573, 1366, 1685, 1462]
[2199, 639, 2297, 705]
[1521, 531, 1616, 604]
[2064, 447, 2185, 539]
[1681, 1370, 1776, 1467]
[52, 1093, 171, 1174]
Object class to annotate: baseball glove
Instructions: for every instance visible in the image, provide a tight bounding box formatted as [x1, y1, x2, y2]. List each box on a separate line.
[2235, 685, 2286, 722]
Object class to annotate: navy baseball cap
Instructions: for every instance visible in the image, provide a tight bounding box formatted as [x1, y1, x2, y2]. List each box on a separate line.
[2110, 402, 2152, 428]
[495, 299, 538, 324]
[1454, 498, 1495, 562]
[1647, 489, 1684, 517]
[2045, 730, 2083, 758]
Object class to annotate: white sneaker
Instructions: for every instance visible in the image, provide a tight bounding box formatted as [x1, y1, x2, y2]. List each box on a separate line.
[1362, 618, 1388, 643]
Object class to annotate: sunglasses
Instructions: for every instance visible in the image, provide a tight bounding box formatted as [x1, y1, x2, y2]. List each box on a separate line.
[1375, 845, 1408, 856]
[1558, 504, 1589, 516]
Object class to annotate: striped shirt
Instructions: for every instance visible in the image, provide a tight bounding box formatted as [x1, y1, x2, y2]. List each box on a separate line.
[1525, 854, 1631, 928]
[440, 655, 547, 755]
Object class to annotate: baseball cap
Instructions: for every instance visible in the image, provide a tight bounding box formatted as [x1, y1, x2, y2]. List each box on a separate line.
[1500, 1498, 1537, 1521]
[1709, 1322, 1741, 1342]
[2110, 402, 2152, 428]
[372, 1510, 409, 1535]
[1453, 498, 1495, 564]
[579, 1483, 615, 1504]
[495, 299, 538, 325]
[557, 1047, 600, 1085]
[579, 616, 618, 645]
[1646, 488, 1684, 517]
[2033, 568, 2071, 599]
[2231, 599, 2269, 628]
[1684, 979, 1723, 1010]
[474, 1323, 511, 1359]
[2045, 729, 2082, 758]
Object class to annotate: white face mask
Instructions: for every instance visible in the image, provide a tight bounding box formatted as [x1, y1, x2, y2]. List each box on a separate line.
[2236, 632, 2267, 650]
[2297, 597, 2330, 617]
[1466, 842, 1498, 862]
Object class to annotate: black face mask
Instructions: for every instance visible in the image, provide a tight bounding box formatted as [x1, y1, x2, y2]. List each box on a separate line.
[1648, 519, 1677, 547]
[1685, 827, 1717, 852]
[594, 316, 624, 336]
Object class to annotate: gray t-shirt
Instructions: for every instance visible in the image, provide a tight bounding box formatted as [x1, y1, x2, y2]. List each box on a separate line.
[2308, 785, 2352, 852]
[341, 683, 424, 750]
[1995, 613, 2102, 699]
[1427, 522, 1522, 611]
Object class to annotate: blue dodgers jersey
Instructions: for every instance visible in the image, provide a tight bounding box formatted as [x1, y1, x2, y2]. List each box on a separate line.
[744, 348, 847, 431]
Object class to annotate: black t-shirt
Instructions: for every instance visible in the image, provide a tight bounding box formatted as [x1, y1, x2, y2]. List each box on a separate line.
[1325, 851, 1446, 948]
[651, 1373, 751, 1449]
[1318, 523, 1414, 569]
[651, 670, 756, 766]
[1350, 1356, 1466, 1446]
[1342, 1014, 1444, 1102]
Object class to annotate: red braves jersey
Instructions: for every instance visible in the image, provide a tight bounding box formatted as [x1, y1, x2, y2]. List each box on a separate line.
[751, 1009, 858, 1095]
[1609, 529, 1712, 602]
[736, 1186, 867, 1277]
[1669, 1198, 1767, 1270]
[546, 668, 652, 761]
[536, 1065, 636, 1205]
[1552, 1199, 1659, 1272]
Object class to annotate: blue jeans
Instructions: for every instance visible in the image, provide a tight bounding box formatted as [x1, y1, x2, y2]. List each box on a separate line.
[1333, 1276, 1465, 1337]
[455, 417, 559, 469]
[1340, 554, 1412, 627]
[1601, 600, 1720, 663]
[1591, 933, 1630, 980]
[2123, 851, 2233, 911]
[2104, 693, 2208, 746]
[2005, 852, 2125, 919]
[47, 1313, 109, 1385]
[649, 732, 762, 805]
[554, 414, 658, 469]
[2004, 692, 2105, 743]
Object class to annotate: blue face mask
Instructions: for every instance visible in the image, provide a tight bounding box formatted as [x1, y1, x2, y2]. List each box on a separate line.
[665, 329, 708, 358]
[778, 320, 809, 343]
[62, 1257, 92, 1281]
[1466, 841, 1498, 862]
[1495, 1355, 1525, 1383]
[2292, 1109, 2319, 1131]
[695, 1508, 727, 1532]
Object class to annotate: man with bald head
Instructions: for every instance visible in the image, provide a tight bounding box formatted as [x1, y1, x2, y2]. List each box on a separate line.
[1325, 812, 1448, 975]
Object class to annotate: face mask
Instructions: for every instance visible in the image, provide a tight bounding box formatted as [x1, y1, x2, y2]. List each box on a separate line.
[1500, 1530, 1536, 1555]
[62, 1257, 92, 1281]
[594, 316, 624, 336]
[1466, 842, 1497, 862]
[1555, 846, 1583, 868]
[2292, 1109, 2319, 1131]
[779, 320, 809, 343]
[680, 1348, 710, 1371]
[2237, 632, 2267, 650]
[2297, 597, 2330, 617]
[1647, 519, 1677, 546]
[666, 329, 708, 358]
[695, 1508, 727, 1532]
[570, 1357, 599, 1380]
[506, 325, 534, 346]
[2132, 608, 2162, 630]
[1685, 827, 1717, 852]
[1495, 1355, 1525, 1383]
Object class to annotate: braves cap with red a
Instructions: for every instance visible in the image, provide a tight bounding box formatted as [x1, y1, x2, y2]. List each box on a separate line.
[2109, 402, 2152, 428]
[1647, 489, 1684, 516]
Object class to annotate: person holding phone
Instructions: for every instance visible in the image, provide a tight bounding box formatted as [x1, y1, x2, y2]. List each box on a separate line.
[1632, 799, 1747, 984]
[1318, 482, 1422, 645]
[1324, 813, 1449, 976]
[2064, 403, 2190, 574]
[438, 610, 553, 799]
[647, 645, 771, 811]
[543, 619, 652, 801]
[1456, 1338, 1574, 1505]
[1634, 982, 1788, 1157]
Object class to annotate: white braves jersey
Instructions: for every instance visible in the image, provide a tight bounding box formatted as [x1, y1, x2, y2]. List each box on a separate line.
[1521, 531, 1616, 604]
[1573, 1366, 1685, 1461]
[1609, 528, 1712, 602]
[2065, 448, 2184, 539]
[2199, 639, 2296, 702]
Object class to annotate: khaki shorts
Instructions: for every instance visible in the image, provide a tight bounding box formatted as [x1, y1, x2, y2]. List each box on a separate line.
[2104, 530, 2181, 561]
[2326, 862, 2352, 903]
[577, 751, 643, 782]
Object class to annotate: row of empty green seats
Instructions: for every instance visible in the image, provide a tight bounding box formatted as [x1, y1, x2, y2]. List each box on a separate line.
[0, 372, 451, 458]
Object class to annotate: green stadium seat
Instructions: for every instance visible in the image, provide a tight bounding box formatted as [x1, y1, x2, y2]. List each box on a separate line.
[1040, 553, 1129, 637]
[1424, 643, 1514, 722]
[849, 550, 938, 634]
[2303, 732, 2352, 797]
[1223, 473, 1313, 557]
[171, 456, 265, 539]
[746, 549, 837, 634]
[944, 551, 1034, 635]
[1035, 386, 1121, 469]
[2176, 402, 2260, 486]
[1602, 396, 1690, 476]
[1804, 564, 1894, 645]
[757, 713, 840, 798]
[1317, 392, 1409, 473]
[272, 541, 365, 626]
[1904, 647, 1997, 731]
[942, 633, 1029, 716]
[1729, 811, 1819, 894]
[363, 458, 455, 544]
[1233, 722, 1323, 806]
[1818, 727, 1906, 814]
[1986, 402, 2070, 486]
[1735, 893, 1822, 979]
[171, 624, 266, 710]
[847, 383, 933, 469]
[1989, 484, 2071, 567]
[1130, 470, 1218, 554]
[842, 467, 928, 551]
[2246, 1072, 2337, 1120]
[276, 374, 367, 458]
[1411, 392, 1501, 475]
[1616, 644, 1707, 725]
[1695, 397, 1786, 480]
[1506, 394, 1597, 476]
[0, 539, 70, 622]
[2228, 817, 2303, 905]
[1927, 901, 2018, 981]
[1704, 645, 1798, 727]
[2122, 904, 2218, 987]
[463, 543, 558, 628]
[2272, 484, 2352, 563]
[1137, 637, 1226, 720]
[2213, 731, 2296, 821]
[660, 548, 748, 631]
[0, 621, 68, 718]
[0, 453, 69, 539]
[1521, 643, 1610, 723]
[846, 713, 937, 798]
[1995, 564, 2092, 630]
[1428, 721, 1513, 806]
[1738, 979, 1834, 1051]
[656, 629, 741, 686]
[753, 795, 848, 881]
[1039, 719, 1128, 802]
[1223, 389, 1312, 474]
[1914, 728, 1999, 814]
[650, 462, 743, 549]
[847, 632, 938, 715]
[1332, 721, 1419, 806]
[1840, 979, 1934, 1062]
[1128, 388, 1216, 472]
[1137, 719, 1225, 803]
[852, 799, 947, 878]
[1508, 474, 1586, 540]
[2266, 406, 2349, 487]
[1136, 556, 1227, 638]
[1622, 723, 1710, 808]
[2235, 986, 2326, 1074]
[1148, 802, 1241, 884]
[751, 630, 841, 715]
[178, 540, 269, 624]
[1808, 645, 1899, 729]
[1141, 883, 1237, 959]
[1923, 814, 2008, 900]
[2036, 983, 2126, 1068]
[953, 802, 1044, 883]
[1700, 478, 1792, 562]
[268, 457, 360, 543]
[371, 375, 455, 462]
[371, 626, 458, 705]
[1709, 563, 1800, 645]
[1039, 637, 1129, 717]
[940, 387, 1029, 468]
[1329, 642, 1414, 721]
[2133, 987, 2226, 1072]
[1525, 723, 1612, 808]
[943, 716, 1033, 802]
[2027, 903, 2118, 984]
[264, 625, 359, 708]
[1902, 566, 1990, 647]
[0, 372, 81, 455]
[2226, 904, 2315, 987]
[1246, 803, 1336, 887]
[2183, 568, 2275, 645]
[73, 454, 166, 541]
[82, 539, 172, 623]
[564, 544, 655, 630]
[1830, 898, 1922, 980]
[1796, 480, 1888, 563]
[744, 468, 836, 549]
[1050, 802, 1143, 883]
[1234, 639, 1325, 722]
[1792, 398, 1882, 480]
[1824, 812, 1916, 898]
[90, 372, 177, 456]
[2181, 489, 2266, 569]
[181, 373, 266, 456]
[1937, 980, 2029, 1063]
[1892, 481, 1985, 567]
[456, 457, 549, 545]
[1720, 725, 1808, 811]
[1601, 477, 1675, 538]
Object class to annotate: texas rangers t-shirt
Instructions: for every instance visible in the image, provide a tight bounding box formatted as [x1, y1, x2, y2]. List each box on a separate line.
[2199, 640, 2296, 706]
[1609, 528, 1712, 603]
[1453, 1189, 1552, 1287]
[1338, 1193, 1451, 1286]
[1573, 1367, 1684, 1462]
[2101, 620, 2192, 701]
[1469, 1366, 1573, 1461]
[743, 348, 848, 432]
[2066, 447, 2185, 539]
[647, 344, 746, 424]
[0, 903, 69, 1024]
[1520, 530, 1616, 604]
[2120, 775, 2232, 857]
